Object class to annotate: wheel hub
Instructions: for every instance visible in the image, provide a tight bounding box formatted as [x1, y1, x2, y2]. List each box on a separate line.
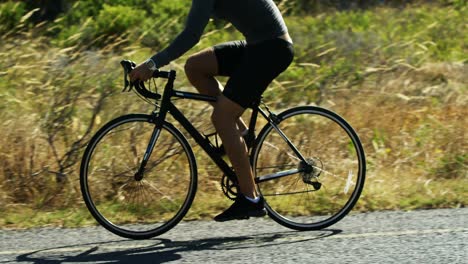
[299, 158, 323, 190]
[134, 169, 144, 181]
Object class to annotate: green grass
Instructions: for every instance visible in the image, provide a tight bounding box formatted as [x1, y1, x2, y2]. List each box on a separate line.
[0, 2, 466, 229]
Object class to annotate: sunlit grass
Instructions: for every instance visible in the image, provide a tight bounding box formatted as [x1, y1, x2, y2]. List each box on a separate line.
[0, 2, 466, 228]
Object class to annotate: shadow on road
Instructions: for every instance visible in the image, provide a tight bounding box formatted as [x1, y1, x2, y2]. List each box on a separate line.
[14, 229, 342, 263]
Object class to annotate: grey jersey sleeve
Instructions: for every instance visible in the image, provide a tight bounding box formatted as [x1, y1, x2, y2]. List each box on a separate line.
[150, 0, 215, 68]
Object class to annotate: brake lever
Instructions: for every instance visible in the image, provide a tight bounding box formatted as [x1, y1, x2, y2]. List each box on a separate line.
[121, 60, 137, 92]
[123, 71, 130, 92]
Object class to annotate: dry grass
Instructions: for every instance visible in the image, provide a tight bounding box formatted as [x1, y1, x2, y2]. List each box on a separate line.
[0, 3, 466, 228]
[325, 62, 467, 211]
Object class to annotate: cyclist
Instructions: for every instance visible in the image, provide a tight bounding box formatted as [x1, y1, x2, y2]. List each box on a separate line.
[130, 0, 294, 222]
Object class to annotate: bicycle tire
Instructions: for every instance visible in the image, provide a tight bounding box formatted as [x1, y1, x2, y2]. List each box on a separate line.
[251, 106, 365, 230]
[80, 114, 197, 239]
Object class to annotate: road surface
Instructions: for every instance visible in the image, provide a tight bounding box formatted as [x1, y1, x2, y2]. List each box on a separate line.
[0, 208, 467, 263]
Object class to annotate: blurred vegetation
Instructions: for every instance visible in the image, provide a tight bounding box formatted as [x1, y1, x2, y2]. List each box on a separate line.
[0, 0, 466, 228]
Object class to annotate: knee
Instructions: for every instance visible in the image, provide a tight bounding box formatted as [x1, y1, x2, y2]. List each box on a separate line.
[184, 49, 218, 79]
[184, 56, 198, 78]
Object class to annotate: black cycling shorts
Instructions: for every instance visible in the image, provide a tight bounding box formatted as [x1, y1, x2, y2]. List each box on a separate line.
[213, 38, 294, 108]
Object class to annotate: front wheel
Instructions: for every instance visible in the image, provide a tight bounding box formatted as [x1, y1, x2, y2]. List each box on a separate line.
[80, 114, 197, 239]
[252, 106, 366, 230]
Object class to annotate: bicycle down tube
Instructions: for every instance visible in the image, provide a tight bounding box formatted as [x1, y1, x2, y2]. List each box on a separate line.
[155, 81, 238, 180]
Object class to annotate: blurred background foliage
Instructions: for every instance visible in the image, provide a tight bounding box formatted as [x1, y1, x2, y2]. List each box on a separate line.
[0, 0, 466, 227]
[1, 0, 465, 48]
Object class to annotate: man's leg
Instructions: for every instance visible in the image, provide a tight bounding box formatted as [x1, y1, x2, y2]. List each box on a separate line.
[211, 95, 256, 199]
[184, 48, 223, 97]
[184, 48, 248, 132]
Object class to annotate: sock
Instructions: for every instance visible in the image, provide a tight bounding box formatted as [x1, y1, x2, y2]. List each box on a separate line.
[244, 195, 260, 204]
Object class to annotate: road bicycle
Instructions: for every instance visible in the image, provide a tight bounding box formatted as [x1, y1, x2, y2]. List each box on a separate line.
[80, 60, 366, 240]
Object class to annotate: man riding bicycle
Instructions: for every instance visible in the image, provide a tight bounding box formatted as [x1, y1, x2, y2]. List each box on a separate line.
[130, 0, 294, 222]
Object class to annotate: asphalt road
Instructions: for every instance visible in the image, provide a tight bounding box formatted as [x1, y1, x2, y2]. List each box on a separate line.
[0, 208, 466, 264]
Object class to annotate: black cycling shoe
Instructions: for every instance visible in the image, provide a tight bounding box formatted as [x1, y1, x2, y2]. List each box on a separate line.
[216, 132, 255, 156]
[214, 195, 267, 222]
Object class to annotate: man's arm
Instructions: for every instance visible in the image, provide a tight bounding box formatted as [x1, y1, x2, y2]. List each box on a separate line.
[150, 0, 215, 68]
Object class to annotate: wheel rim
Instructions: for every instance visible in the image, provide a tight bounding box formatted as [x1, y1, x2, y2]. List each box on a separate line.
[253, 107, 365, 229]
[81, 117, 196, 237]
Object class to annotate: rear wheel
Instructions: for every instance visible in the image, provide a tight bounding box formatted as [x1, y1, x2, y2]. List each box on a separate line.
[252, 106, 365, 230]
[80, 114, 197, 239]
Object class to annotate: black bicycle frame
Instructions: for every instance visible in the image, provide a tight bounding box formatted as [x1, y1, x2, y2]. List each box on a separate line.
[138, 69, 310, 184]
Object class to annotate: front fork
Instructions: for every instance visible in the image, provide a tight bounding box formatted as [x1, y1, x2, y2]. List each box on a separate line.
[134, 111, 162, 181]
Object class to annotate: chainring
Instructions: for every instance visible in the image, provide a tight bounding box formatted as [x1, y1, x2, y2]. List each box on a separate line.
[221, 174, 239, 201]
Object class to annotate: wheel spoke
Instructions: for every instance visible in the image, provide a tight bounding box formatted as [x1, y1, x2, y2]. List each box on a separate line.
[80, 116, 197, 239]
[262, 140, 301, 162]
[253, 107, 365, 230]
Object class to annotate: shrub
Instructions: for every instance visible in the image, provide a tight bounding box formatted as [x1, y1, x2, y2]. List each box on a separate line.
[56, 4, 146, 47]
[94, 4, 146, 37]
[0, 1, 27, 34]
